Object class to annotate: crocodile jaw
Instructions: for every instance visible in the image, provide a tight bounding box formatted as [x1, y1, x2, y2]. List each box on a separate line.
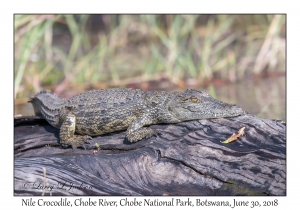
[167, 89, 245, 122]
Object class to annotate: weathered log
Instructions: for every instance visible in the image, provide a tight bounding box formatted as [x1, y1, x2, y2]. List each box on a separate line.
[14, 115, 286, 196]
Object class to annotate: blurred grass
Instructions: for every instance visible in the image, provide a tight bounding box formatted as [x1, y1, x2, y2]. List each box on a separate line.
[14, 14, 286, 99]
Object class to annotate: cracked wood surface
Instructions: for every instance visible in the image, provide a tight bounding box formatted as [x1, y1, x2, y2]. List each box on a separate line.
[14, 115, 286, 196]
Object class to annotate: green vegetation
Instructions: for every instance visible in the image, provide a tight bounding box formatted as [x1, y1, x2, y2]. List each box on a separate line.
[14, 14, 286, 99]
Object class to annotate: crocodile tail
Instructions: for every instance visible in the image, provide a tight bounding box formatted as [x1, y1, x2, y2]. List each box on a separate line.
[29, 90, 66, 127]
[29, 90, 63, 104]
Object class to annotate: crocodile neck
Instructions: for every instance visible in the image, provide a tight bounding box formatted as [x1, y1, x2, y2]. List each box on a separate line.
[143, 91, 182, 124]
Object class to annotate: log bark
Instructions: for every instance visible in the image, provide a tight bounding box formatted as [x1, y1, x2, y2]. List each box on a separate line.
[14, 115, 286, 196]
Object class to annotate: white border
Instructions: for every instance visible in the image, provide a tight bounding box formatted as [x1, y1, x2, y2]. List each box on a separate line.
[2, 0, 296, 209]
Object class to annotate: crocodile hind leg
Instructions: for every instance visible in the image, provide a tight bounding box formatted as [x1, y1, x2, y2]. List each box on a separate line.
[59, 113, 92, 149]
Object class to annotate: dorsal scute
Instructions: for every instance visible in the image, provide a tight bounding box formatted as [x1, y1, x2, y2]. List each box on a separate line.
[29, 90, 66, 112]
[67, 88, 144, 108]
[144, 90, 170, 105]
[36, 90, 59, 97]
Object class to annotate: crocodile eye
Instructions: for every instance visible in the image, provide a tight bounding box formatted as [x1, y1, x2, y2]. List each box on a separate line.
[191, 97, 199, 103]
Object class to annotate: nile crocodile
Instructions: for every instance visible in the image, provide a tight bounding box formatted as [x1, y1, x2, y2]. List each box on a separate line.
[29, 88, 245, 149]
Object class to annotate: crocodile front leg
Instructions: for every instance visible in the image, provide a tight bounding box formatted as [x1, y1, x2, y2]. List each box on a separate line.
[125, 115, 159, 142]
[59, 113, 92, 149]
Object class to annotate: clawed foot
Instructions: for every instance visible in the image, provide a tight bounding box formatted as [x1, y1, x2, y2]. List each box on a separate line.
[144, 128, 163, 139]
[70, 135, 93, 150]
[84, 135, 93, 143]
[126, 128, 163, 143]
[72, 135, 93, 150]
[153, 128, 163, 137]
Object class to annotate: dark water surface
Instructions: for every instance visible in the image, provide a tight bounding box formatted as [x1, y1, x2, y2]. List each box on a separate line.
[212, 76, 285, 121]
[14, 77, 286, 121]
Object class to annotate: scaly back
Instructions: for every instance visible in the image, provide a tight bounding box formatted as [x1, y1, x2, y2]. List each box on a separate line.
[67, 88, 144, 109]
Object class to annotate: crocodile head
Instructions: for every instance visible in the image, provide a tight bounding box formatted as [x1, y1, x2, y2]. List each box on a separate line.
[168, 89, 245, 122]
